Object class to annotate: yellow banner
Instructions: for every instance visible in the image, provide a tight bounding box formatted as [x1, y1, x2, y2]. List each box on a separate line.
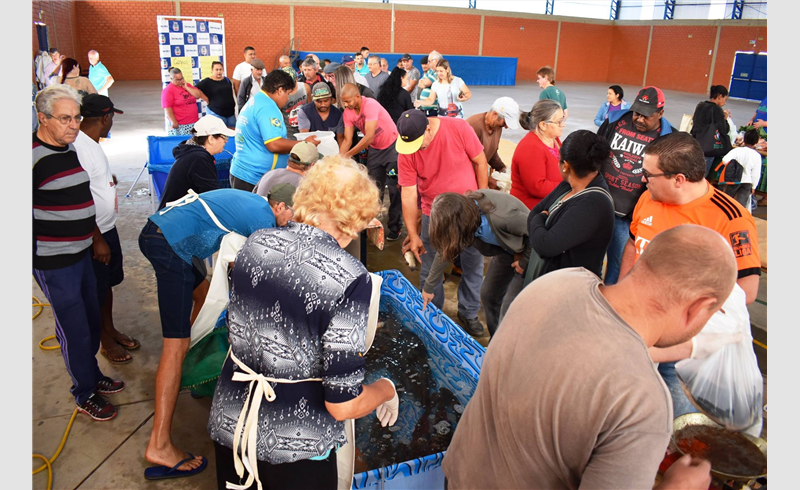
[169, 57, 193, 80]
[200, 56, 217, 80]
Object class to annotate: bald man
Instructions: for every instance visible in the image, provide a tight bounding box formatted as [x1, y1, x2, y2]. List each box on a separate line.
[444, 224, 735, 490]
[87, 50, 114, 96]
[339, 83, 403, 239]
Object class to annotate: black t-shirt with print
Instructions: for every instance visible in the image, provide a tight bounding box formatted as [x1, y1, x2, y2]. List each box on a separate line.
[600, 112, 661, 218]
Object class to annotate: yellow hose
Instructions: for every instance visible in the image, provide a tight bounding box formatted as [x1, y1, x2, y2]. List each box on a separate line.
[32, 409, 79, 490]
[33, 297, 60, 350]
[33, 294, 75, 490]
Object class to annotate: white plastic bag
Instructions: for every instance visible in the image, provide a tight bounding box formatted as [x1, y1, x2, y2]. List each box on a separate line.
[676, 284, 763, 432]
[295, 130, 339, 157]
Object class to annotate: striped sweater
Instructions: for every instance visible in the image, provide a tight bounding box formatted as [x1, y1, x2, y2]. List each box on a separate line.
[33, 133, 96, 270]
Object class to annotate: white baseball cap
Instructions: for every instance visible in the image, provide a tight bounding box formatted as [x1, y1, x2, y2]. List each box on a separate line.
[193, 115, 236, 137]
[490, 97, 521, 130]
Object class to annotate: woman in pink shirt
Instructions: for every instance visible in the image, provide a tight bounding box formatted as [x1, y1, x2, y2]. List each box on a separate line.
[161, 67, 204, 135]
[510, 99, 564, 209]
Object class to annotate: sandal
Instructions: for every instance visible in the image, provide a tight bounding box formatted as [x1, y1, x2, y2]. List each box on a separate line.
[114, 333, 140, 351]
[100, 344, 132, 364]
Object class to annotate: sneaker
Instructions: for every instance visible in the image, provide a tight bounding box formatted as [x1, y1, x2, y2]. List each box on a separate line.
[96, 377, 125, 395]
[76, 393, 118, 421]
[386, 230, 401, 241]
[457, 312, 485, 337]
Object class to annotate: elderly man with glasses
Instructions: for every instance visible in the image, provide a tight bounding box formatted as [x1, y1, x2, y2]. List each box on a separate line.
[597, 86, 677, 286]
[33, 84, 125, 422]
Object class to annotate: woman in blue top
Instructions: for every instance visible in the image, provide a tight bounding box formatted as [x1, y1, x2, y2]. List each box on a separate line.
[138, 188, 294, 480]
[423, 189, 531, 338]
[594, 85, 629, 127]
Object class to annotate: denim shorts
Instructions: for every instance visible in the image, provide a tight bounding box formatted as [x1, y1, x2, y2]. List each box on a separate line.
[138, 220, 205, 338]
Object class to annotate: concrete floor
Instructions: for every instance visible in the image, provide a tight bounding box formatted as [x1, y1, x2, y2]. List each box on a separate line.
[32, 80, 767, 489]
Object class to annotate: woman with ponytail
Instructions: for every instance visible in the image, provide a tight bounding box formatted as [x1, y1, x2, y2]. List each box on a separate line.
[510, 99, 564, 209]
[525, 130, 615, 280]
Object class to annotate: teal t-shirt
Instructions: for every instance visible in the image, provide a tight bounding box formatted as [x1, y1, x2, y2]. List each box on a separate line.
[420, 69, 439, 111]
[539, 85, 568, 110]
[88, 62, 111, 92]
[231, 90, 288, 186]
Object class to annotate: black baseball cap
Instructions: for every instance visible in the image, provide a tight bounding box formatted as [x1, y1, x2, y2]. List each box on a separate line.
[395, 110, 429, 154]
[420, 55, 429, 64]
[80, 94, 124, 118]
[400, 53, 412, 61]
[630, 86, 665, 117]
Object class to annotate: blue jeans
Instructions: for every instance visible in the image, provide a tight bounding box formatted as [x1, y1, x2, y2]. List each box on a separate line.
[480, 252, 524, 336]
[659, 361, 699, 418]
[33, 250, 105, 405]
[704, 156, 716, 178]
[604, 215, 631, 285]
[205, 107, 237, 128]
[138, 220, 204, 339]
[419, 214, 483, 318]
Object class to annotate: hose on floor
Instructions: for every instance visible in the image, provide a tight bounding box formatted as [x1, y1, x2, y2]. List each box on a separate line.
[33, 294, 76, 490]
[32, 409, 78, 490]
[33, 296, 59, 350]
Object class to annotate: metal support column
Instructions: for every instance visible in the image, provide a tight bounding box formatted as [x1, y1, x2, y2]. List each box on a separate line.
[732, 0, 744, 19]
[546, 0, 554, 15]
[610, 0, 620, 20]
[664, 0, 676, 19]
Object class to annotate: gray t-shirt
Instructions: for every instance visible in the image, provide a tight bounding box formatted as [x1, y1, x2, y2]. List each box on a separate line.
[283, 83, 308, 139]
[365, 71, 389, 98]
[443, 268, 672, 490]
[253, 168, 304, 197]
[404, 66, 421, 103]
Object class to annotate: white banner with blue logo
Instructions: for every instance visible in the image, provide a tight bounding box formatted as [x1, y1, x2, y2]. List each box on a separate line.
[157, 16, 227, 129]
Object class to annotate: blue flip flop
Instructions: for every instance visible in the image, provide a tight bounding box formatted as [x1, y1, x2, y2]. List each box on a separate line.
[144, 453, 208, 480]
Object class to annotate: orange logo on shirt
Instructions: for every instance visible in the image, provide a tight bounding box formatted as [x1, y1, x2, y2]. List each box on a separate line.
[729, 230, 753, 258]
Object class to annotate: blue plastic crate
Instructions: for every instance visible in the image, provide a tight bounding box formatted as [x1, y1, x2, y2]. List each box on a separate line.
[146, 135, 237, 202]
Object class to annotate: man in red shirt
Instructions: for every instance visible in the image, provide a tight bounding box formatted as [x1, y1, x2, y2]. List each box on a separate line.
[161, 67, 204, 135]
[339, 84, 402, 240]
[396, 109, 490, 336]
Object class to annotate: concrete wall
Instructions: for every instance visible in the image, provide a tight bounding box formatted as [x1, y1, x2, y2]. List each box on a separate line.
[34, 0, 767, 95]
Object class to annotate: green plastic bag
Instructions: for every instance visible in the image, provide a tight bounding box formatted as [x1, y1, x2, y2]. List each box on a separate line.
[180, 327, 230, 398]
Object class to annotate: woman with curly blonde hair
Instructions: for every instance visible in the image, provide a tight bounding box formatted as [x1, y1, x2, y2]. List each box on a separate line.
[208, 154, 399, 490]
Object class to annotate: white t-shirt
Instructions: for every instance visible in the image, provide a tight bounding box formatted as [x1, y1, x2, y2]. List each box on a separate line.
[73, 131, 117, 233]
[232, 61, 252, 81]
[722, 146, 762, 185]
[431, 76, 466, 118]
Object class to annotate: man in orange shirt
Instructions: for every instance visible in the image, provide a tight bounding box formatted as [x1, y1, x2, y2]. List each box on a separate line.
[619, 132, 760, 417]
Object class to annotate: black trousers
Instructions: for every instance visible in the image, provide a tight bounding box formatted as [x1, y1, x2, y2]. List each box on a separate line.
[229, 174, 256, 192]
[214, 442, 338, 490]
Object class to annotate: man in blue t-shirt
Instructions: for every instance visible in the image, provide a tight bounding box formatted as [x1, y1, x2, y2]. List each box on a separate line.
[87, 50, 114, 96]
[138, 187, 295, 479]
[230, 69, 319, 192]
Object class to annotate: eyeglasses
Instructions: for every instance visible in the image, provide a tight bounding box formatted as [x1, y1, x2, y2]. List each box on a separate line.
[641, 169, 675, 180]
[545, 118, 566, 127]
[45, 113, 83, 125]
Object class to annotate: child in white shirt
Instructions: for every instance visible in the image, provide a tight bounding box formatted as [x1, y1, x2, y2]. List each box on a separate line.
[719, 129, 763, 212]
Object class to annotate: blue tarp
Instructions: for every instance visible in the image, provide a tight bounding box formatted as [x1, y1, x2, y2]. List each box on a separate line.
[296, 51, 517, 86]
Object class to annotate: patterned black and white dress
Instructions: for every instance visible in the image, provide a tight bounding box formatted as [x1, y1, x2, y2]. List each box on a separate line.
[208, 222, 372, 464]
